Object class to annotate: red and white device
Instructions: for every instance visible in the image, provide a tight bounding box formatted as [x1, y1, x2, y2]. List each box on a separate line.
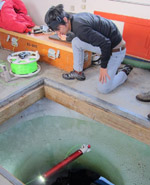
[43, 144, 91, 179]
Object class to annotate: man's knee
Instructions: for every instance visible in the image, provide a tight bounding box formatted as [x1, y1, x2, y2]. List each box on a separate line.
[72, 37, 79, 44]
[97, 84, 112, 94]
[72, 37, 81, 47]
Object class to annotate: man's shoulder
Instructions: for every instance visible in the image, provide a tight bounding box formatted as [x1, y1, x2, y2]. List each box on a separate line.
[73, 12, 94, 18]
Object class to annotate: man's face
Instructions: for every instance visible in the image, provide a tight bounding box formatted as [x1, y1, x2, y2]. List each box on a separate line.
[55, 17, 70, 35]
[56, 24, 69, 35]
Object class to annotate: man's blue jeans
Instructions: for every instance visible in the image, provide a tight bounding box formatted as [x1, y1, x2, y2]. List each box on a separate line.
[72, 37, 127, 94]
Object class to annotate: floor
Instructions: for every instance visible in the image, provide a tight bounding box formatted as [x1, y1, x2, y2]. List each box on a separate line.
[0, 48, 150, 119]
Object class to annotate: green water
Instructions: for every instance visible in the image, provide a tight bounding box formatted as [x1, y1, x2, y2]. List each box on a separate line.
[0, 116, 150, 185]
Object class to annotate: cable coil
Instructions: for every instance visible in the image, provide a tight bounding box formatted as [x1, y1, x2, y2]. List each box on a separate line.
[7, 51, 41, 77]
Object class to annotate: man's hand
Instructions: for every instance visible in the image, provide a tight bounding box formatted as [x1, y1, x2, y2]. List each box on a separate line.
[57, 33, 67, 41]
[99, 67, 111, 84]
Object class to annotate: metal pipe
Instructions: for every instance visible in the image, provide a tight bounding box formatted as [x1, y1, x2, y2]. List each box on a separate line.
[123, 58, 150, 69]
[43, 144, 91, 179]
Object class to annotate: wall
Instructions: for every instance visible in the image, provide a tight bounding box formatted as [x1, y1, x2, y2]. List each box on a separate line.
[22, 0, 150, 25]
[21, 0, 150, 60]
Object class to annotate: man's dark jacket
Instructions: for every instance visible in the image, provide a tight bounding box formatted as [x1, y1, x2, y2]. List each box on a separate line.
[70, 12, 122, 68]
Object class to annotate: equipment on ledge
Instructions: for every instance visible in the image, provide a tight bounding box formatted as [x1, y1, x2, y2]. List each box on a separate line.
[0, 51, 41, 82]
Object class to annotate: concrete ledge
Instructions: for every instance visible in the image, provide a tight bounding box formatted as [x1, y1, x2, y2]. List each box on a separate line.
[0, 77, 150, 145]
[0, 78, 44, 108]
[0, 85, 44, 124]
[44, 78, 150, 128]
[44, 78, 150, 145]
[0, 166, 24, 185]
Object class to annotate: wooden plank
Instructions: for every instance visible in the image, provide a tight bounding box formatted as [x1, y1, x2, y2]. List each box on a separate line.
[0, 28, 72, 51]
[0, 28, 92, 72]
[0, 85, 44, 125]
[44, 85, 150, 145]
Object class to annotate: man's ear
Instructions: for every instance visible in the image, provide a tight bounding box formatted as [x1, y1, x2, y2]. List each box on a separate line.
[63, 17, 68, 23]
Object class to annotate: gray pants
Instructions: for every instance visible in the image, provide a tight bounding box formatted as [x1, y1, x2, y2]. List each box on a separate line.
[72, 37, 127, 94]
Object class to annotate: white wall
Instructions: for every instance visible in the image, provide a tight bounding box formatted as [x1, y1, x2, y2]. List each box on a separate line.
[22, 0, 150, 25]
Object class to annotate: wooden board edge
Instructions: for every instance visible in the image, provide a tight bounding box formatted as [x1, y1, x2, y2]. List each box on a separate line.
[0, 28, 73, 52]
[44, 85, 150, 145]
[0, 85, 44, 125]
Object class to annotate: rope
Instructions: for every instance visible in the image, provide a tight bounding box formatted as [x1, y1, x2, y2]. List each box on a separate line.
[64, 144, 81, 159]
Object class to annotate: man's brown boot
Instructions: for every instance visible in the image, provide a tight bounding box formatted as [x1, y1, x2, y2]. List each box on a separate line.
[148, 113, 150, 120]
[136, 91, 150, 102]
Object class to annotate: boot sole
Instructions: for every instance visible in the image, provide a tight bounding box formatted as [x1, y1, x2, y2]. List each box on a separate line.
[136, 97, 150, 102]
